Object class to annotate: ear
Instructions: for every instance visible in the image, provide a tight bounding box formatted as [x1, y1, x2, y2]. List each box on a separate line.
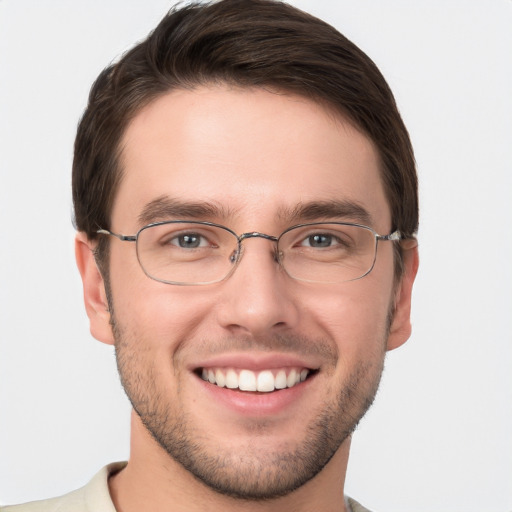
[75, 232, 115, 345]
[386, 240, 419, 351]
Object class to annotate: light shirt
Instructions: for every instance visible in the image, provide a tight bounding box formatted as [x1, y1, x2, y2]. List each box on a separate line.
[2, 462, 371, 512]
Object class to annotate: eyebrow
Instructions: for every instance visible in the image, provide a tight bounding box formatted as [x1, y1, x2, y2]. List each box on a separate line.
[138, 196, 373, 228]
[281, 200, 373, 226]
[138, 196, 237, 226]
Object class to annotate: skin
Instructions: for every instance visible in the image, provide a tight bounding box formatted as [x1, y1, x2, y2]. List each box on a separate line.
[76, 85, 418, 512]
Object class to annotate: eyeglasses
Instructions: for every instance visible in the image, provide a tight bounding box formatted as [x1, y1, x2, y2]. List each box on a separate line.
[97, 220, 401, 285]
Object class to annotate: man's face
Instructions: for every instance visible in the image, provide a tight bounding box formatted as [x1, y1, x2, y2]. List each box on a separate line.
[85, 86, 413, 499]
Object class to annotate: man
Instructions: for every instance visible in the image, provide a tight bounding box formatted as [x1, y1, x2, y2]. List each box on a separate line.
[3, 0, 418, 510]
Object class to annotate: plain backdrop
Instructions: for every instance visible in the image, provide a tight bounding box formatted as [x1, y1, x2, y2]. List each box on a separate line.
[1, 1, 511, 511]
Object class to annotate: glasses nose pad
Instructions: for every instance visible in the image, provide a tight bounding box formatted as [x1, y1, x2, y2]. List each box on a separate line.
[229, 247, 240, 264]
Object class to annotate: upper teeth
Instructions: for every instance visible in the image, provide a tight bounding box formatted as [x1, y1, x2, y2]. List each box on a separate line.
[201, 368, 309, 392]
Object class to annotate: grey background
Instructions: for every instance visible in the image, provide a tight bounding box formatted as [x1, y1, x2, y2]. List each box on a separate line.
[1, 1, 511, 510]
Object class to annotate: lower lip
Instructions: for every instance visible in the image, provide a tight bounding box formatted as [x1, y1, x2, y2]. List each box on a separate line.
[194, 373, 316, 416]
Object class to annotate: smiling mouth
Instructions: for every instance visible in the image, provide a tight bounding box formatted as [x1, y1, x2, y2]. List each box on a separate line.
[197, 367, 316, 393]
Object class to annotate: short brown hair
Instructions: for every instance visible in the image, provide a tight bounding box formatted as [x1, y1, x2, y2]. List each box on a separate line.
[72, 0, 418, 274]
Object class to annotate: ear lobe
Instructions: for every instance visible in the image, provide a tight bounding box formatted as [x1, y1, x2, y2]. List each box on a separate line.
[75, 232, 115, 345]
[386, 241, 419, 351]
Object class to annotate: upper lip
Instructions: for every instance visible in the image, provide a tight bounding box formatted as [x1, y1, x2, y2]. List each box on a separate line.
[189, 352, 321, 372]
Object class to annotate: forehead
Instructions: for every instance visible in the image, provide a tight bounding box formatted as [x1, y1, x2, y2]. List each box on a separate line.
[113, 86, 390, 231]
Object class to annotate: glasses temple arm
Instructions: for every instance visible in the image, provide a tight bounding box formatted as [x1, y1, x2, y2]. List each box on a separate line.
[96, 229, 137, 242]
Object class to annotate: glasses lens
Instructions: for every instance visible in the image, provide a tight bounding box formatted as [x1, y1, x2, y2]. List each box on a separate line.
[278, 223, 377, 283]
[136, 222, 238, 285]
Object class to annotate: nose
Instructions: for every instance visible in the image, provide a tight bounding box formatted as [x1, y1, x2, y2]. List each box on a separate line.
[216, 237, 300, 336]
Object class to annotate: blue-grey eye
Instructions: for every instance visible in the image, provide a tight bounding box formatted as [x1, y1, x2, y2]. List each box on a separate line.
[304, 234, 333, 248]
[172, 233, 206, 248]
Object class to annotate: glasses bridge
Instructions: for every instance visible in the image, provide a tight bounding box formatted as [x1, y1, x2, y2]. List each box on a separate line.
[238, 232, 279, 243]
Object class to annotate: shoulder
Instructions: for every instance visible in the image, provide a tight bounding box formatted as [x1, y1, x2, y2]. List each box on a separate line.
[347, 496, 374, 512]
[1, 462, 126, 512]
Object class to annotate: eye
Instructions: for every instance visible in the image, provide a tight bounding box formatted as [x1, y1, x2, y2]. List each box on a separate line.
[170, 233, 210, 249]
[300, 233, 340, 248]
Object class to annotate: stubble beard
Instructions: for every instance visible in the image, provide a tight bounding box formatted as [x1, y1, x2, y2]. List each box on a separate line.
[110, 306, 386, 502]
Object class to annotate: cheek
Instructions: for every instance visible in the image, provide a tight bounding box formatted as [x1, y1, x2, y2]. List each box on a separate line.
[304, 278, 393, 363]
[109, 252, 217, 353]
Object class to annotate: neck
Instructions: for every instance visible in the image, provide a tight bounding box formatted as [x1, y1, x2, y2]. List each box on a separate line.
[109, 411, 351, 512]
